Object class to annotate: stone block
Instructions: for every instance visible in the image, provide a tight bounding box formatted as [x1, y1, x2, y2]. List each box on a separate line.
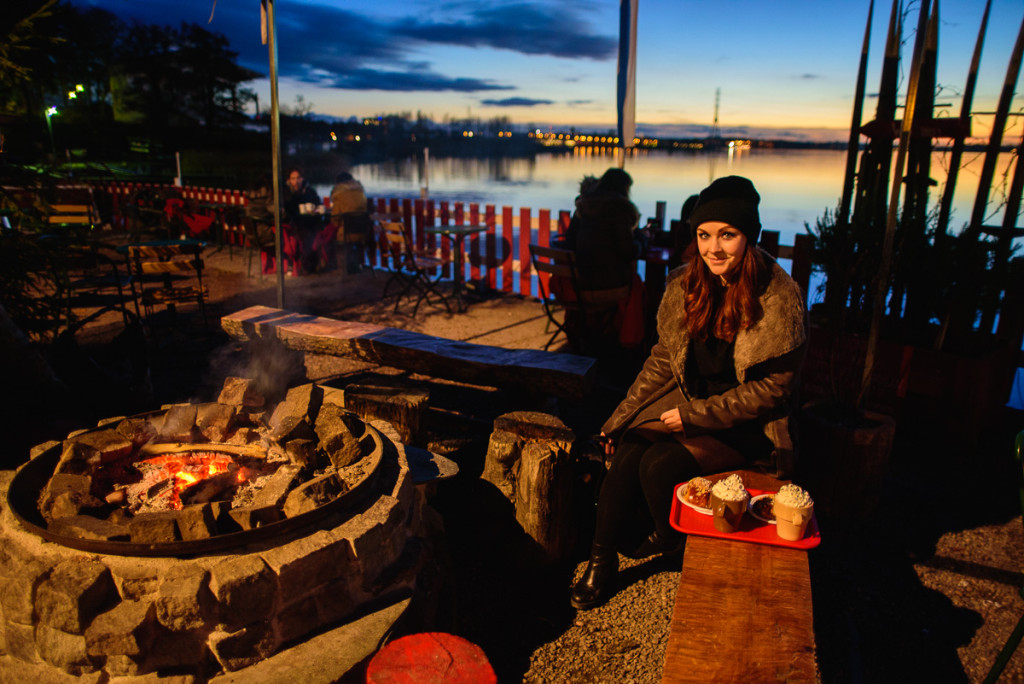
[208, 622, 278, 672]
[55, 440, 94, 476]
[116, 418, 158, 447]
[225, 427, 261, 446]
[261, 531, 353, 605]
[142, 626, 207, 672]
[129, 512, 179, 544]
[275, 595, 318, 643]
[218, 376, 266, 408]
[348, 496, 403, 582]
[312, 575, 356, 627]
[36, 559, 118, 634]
[85, 600, 155, 658]
[117, 568, 162, 601]
[321, 386, 346, 409]
[268, 384, 323, 443]
[195, 403, 237, 443]
[227, 505, 280, 530]
[283, 438, 320, 470]
[49, 515, 129, 542]
[250, 464, 302, 510]
[282, 472, 347, 518]
[38, 473, 102, 522]
[72, 429, 135, 464]
[29, 440, 61, 460]
[35, 624, 94, 675]
[4, 621, 40, 663]
[313, 404, 364, 469]
[158, 404, 198, 442]
[103, 653, 146, 676]
[155, 567, 210, 632]
[176, 504, 217, 541]
[1, 559, 47, 624]
[208, 556, 276, 632]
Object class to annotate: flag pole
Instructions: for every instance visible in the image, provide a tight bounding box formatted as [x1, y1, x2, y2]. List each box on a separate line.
[616, 0, 637, 169]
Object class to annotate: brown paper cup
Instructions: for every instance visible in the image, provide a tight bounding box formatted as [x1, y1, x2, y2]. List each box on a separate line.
[710, 492, 747, 533]
[774, 500, 813, 541]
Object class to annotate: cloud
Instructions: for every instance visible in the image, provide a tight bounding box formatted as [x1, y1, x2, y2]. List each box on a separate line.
[480, 97, 553, 107]
[391, 4, 615, 60]
[796, 73, 823, 80]
[71, 0, 615, 95]
[297, 67, 512, 93]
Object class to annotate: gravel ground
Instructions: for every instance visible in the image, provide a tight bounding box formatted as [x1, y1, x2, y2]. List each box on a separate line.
[9, 239, 1024, 682]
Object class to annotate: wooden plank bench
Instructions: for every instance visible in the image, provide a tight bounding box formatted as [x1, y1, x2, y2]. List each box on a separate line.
[220, 305, 597, 399]
[661, 470, 818, 682]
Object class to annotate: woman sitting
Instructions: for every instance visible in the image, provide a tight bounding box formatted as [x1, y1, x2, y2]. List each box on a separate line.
[570, 176, 808, 610]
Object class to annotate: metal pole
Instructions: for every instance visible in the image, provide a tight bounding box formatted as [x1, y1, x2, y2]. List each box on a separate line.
[838, 0, 874, 229]
[265, 0, 285, 309]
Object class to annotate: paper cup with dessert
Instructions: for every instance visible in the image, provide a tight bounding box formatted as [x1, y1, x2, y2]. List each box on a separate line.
[772, 484, 814, 541]
[709, 474, 749, 533]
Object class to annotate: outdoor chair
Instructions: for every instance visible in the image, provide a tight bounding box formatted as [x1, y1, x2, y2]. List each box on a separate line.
[242, 216, 277, 282]
[380, 221, 451, 316]
[529, 243, 631, 353]
[339, 211, 374, 274]
[125, 241, 208, 329]
[53, 242, 136, 330]
[982, 429, 1024, 683]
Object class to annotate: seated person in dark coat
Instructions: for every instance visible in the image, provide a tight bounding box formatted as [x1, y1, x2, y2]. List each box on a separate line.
[283, 167, 322, 273]
[564, 167, 642, 291]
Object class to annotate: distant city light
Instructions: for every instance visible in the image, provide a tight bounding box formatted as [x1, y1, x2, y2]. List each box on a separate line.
[45, 106, 58, 117]
[67, 91, 77, 100]
[330, 131, 337, 141]
[75, 84, 84, 92]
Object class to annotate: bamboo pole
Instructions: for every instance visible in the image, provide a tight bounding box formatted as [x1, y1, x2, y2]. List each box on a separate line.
[838, 0, 874, 229]
[967, 15, 1024, 240]
[935, 0, 991, 244]
[859, 0, 932, 410]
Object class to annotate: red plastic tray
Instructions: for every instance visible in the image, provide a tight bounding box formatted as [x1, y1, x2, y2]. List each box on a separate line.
[670, 483, 821, 550]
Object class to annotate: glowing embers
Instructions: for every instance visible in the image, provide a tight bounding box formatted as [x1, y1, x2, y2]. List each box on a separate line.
[122, 450, 257, 513]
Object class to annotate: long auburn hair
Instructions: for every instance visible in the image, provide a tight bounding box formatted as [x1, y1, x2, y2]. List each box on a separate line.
[679, 239, 771, 342]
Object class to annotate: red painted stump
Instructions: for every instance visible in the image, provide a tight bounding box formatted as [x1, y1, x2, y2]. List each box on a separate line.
[366, 632, 496, 684]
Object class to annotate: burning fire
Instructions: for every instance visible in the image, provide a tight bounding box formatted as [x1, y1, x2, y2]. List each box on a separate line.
[130, 451, 249, 511]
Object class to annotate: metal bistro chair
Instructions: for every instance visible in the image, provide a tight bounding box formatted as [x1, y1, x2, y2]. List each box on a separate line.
[528, 243, 630, 353]
[983, 429, 1024, 684]
[380, 221, 451, 316]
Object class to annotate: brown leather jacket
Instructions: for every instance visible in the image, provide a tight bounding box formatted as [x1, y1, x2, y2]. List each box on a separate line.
[601, 252, 808, 477]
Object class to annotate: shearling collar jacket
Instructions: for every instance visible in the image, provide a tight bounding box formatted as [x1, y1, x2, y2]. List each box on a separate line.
[601, 252, 808, 477]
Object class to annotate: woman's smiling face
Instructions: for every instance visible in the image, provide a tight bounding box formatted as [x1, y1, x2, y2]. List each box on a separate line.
[696, 221, 748, 281]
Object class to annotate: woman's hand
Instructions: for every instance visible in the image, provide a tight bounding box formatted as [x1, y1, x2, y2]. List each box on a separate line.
[660, 408, 684, 432]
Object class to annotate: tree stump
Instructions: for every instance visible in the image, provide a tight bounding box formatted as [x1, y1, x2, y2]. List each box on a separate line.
[481, 411, 576, 563]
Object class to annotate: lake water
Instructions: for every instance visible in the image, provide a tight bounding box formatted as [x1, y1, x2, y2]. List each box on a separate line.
[316, 146, 1017, 250]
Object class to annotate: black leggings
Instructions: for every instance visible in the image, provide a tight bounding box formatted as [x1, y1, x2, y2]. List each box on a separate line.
[592, 431, 701, 548]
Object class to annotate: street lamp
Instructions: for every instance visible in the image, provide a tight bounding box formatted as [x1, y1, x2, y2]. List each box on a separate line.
[45, 106, 58, 159]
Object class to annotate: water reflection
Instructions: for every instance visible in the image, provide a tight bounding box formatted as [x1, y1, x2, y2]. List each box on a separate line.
[313, 147, 1018, 247]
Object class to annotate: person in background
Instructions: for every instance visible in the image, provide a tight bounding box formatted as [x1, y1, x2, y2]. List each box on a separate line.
[283, 167, 322, 273]
[570, 176, 808, 610]
[328, 171, 372, 274]
[563, 167, 642, 291]
[669, 194, 700, 270]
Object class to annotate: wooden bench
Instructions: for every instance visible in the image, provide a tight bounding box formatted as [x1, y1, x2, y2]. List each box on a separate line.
[661, 470, 817, 682]
[220, 305, 596, 399]
[124, 240, 208, 326]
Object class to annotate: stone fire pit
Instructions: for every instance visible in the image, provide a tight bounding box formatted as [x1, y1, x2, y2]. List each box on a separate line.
[0, 377, 434, 680]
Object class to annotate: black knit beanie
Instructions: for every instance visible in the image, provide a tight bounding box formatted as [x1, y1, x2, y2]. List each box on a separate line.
[688, 175, 761, 244]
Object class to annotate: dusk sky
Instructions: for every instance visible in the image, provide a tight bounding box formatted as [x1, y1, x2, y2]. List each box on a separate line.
[70, 0, 1022, 143]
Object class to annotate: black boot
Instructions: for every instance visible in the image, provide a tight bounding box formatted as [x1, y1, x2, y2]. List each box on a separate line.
[570, 545, 619, 610]
[622, 531, 685, 560]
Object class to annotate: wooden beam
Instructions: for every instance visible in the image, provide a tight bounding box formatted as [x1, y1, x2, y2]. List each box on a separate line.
[220, 306, 597, 399]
